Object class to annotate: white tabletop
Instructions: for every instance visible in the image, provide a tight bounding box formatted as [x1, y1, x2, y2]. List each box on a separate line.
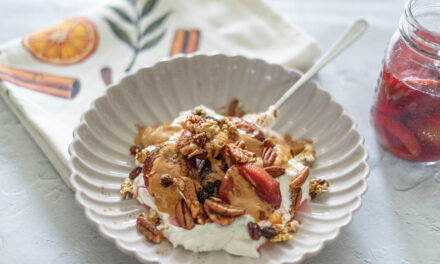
[1, 0, 438, 263]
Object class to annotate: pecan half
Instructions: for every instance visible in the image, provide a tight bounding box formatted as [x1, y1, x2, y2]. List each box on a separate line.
[173, 177, 205, 224]
[290, 188, 302, 214]
[204, 197, 246, 216]
[175, 199, 195, 230]
[120, 178, 134, 199]
[264, 166, 286, 177]
[228, 98, 241, 117]
[203, 202, 235, 226]
[142, 149, 159, 175]
[136, 213, 163, 243]
[262, 146, 277, 167]
[225, 143, 256, 163]
[289, 167, 309, 189]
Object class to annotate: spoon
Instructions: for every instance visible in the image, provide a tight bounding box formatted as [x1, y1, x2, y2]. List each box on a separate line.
[273, 19, 368, 109]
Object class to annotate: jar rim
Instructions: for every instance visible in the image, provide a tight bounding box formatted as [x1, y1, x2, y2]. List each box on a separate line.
[405, 0, 440, 37]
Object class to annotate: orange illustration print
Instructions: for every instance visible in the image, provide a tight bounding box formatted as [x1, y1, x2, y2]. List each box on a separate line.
[22, 16, 99, 65]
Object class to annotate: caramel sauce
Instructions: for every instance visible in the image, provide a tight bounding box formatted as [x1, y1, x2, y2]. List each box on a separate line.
[271, 137, 293, 168]
[227, 167, 273, 221]
[135, 124, 182, 147]
[146, 144, 187, 217]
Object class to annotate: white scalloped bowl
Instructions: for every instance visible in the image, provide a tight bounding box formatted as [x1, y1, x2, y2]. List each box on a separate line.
[68, 54, 369, 264]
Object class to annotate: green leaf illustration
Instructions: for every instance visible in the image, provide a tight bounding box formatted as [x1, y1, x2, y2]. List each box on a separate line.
[140, 0, 158, 18]
[104, 18, 134, 49]
[125, 0, 136, 6]
[109, 6, 134, 24]
[142, 11, 171, 37]
[141, 30, 166, 51]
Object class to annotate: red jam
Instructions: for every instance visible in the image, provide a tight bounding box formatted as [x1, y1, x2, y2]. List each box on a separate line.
[372, 35, 440, 162]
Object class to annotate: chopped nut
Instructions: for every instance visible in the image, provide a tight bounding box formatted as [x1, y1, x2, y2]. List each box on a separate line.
[218, 118, 239, 139]
[309, 178, 330, 199]
[130, 145, 143, 155]
[295, 144, 316, 166]
[136, 213, 163, 243]
[225, 143, 256, 163]
[200, 119, 220, 139]
[262, 146, 277, 167]
[264, 166, 286, 177]
[183, 115, 204, 134]
[120, 178, 134, 199]
[147, 210, 161, 226]
[285, 221, 298, 233]
[270, 232, 294, 242]
[207, 131, 229, 158]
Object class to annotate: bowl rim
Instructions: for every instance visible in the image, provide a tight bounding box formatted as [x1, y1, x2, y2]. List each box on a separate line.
[68, 53, 369, 264]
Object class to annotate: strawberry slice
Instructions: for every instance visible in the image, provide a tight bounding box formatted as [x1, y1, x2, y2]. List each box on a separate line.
[373, 113, 422, 160]
[408, 116, 440, 148]
[219, 164, 281, 208]
[228, 117, 265, 141]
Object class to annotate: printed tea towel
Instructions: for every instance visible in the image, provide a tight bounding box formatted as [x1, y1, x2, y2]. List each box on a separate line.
[0, 0, 320, 188]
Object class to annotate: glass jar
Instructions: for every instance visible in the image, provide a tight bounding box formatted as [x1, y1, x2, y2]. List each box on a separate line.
[372, 0, 440, 162]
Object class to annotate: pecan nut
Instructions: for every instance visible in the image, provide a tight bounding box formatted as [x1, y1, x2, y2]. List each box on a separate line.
[136, 213, 163, 244]
[225, 143, 256, 163]
[289, 167, 309, 189]
[262, 146, 277, 167]
[175, 199, 195, 230]
[174, 177, 205, 224]
[290, 188, 302, 214]
[204, 197, 246, 216]
[264, 166, 286, 177]
[203, 202, 235, 226]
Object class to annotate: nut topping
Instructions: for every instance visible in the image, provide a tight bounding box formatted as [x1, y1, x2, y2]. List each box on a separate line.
[290, 188, 302, 214]
[309, 178, 330, 199]
[175, 199, 195, 230]
[204, 197, 246, 217]
[120, 178, 134, 199]
[173, 177, 204, 224]
[262, 146, 277, 167]
[289, 167, 310, 189]
[136, 213, 163, 243]
[225, 143, 256, 163]
[203, 202, 235, 226]
[264, 166, 286, 177]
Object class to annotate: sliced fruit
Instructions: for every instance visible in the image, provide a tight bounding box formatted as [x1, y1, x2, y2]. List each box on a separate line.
[22, 16, 98, 65]
[228, 117, 265, 141]
[237, 163, 281, 208]
[219, 173, 234, 203]
[373, 113, 422, 160]
[408, 116, 440, 148]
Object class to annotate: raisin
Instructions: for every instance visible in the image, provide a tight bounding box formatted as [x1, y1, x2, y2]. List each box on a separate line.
[129, 167, 142, 179]
[247, 222, 261, 240]
[196, 189, 209, 203]
[160, 174, 173, 187]
[261, 227, 278, 239]
[129, 145, 143, 155]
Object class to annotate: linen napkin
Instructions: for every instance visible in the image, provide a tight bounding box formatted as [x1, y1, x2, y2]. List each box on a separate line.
[0, 0, 320, 188]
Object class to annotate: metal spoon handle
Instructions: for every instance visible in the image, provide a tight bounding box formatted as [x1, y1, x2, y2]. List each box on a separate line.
[273, 19, 368, 109]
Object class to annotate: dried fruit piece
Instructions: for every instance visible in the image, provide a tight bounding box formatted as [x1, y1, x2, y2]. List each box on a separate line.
[261, 226, 278, 239]
[408, 116, 440, 148]
[130, 145, 143, 155]
[247, 222, 261, 240]
[289, 167, 310, 189]
[142, 149, 159, 175]
[175, 199, 195, 230]
[262, 146, 277, 167]
[160, 174, 173, 187]
[228, 98, 243, 117]
[136, 213, 163, 243]
[236, 163, 281, 208]
[264, 166, 286, 177]
[129, 167, 142, 180]
[120, 178, 134, 199]
[309, 178, 330, 199]
[225, 143, 256, 163]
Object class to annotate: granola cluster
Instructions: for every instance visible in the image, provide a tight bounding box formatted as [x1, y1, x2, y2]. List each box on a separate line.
[309, 178, 330, 199]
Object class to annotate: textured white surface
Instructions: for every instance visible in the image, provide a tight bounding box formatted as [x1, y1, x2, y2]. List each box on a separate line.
[0, 0, 439, 264]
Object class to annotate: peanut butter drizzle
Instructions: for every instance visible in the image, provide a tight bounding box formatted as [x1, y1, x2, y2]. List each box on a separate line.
[146, 144, 187, 218]
[227, 167, 273, 221]
[271, 137, 293, 168]
[135, 124, 182, 147]
[238, 133, 264, 156]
